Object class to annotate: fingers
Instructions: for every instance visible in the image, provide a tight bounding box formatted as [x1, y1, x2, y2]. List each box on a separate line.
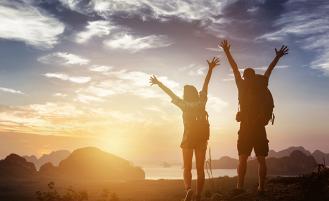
[219, 40, 230, 49]
[275, 48, 278, 53]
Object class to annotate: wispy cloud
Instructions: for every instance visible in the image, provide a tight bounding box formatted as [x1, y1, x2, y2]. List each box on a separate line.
[89, 65, 113, 72]
[257, 0, 329, 75]
[75, 68, 180, 103]
[179, 64, 207, 76]
[103, 33, 172, 52]
[44, 73, 91, 84]
[53, 93, 67, 97]
[75, 20, 113, 43]
[0, 87, 24, 95]
[59, 0, 230, 23]
[0, 0, 64, 48]
[38, 52, 89, 66]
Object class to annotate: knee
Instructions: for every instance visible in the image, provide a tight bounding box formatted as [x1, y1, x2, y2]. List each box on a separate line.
[184, 166, 192, 175]
[257, 157, 266, 166]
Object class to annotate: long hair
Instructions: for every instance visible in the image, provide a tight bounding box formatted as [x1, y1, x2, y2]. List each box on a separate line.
[183, 85, 199, 102]
[243, 68, 256, 80]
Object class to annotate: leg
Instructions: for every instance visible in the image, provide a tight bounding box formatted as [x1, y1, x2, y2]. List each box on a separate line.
[195, 144, 207, 200]
[256, 156, 267, 191]
[182, 148, 193, 191]
[254, 126, 269, 191]
[237, 154, 248, 189]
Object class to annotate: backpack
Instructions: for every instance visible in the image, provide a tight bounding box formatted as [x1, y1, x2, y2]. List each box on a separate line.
[187, 105, 210, 143]
[236, 74, 275, 125]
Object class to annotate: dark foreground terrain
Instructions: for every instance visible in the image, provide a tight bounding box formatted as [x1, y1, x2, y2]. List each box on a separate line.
[0, 169, 328, 201]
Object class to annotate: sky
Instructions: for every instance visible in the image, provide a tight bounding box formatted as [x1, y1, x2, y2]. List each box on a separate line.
[0, 0, 328, 165]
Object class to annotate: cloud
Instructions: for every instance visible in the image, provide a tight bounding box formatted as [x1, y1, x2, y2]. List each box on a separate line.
[44, 73, 91, 84]
[179, 64, 207, 76]
[205, 47, 223, 52]
[0, 87, 24, 95]
[60, 0, 228, 20]
[75, 20, 113, 43]
[0, 0, 64, 48]
[38, 52, 89, 66]
[103, 33, 172, 52]
[75, 68, 180, 103]
[257, 0, 329, 75]
[53, 93, 67, 97]
[89, 65, 113, 72]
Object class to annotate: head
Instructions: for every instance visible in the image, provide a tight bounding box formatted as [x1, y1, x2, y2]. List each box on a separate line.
[243, 68, 256, 83]
[183, 85, 199, 102]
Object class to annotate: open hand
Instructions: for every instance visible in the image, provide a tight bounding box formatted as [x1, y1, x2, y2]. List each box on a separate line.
[149, 75, 160, 86]
[207, 57, 220, 70]
[219, 40, 231, 52]
[275, 45, 289, 57]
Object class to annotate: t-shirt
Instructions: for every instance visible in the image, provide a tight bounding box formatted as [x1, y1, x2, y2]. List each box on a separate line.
[171, 90, 209, 147]
[171, 90, 208, 126]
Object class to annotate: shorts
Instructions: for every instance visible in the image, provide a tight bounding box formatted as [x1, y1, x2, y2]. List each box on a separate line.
[237, 123, 269, 156]
[181, 139, 208, 150]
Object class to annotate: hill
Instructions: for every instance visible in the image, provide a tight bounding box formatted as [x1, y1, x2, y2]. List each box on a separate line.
[247, 150, 317, 176]
[0, 154, 37, 179]
[39, 147, 145, 181]
[268, 146, 311, 158]
[23, 150, 70, 169]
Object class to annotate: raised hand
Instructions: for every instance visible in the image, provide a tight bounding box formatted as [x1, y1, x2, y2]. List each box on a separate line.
[275, 45, 289, 58]
[219, 40, 231, 52]
[149, 75, 160, 86]
[207, 57, 220, 70]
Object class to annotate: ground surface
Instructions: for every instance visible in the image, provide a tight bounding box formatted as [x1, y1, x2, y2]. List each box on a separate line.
[0, 171, 328, 201]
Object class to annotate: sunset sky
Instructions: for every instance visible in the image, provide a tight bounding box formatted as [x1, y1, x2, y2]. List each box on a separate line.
[0, 0, 328, 165]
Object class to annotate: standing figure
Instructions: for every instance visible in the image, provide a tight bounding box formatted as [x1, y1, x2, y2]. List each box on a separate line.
[150, 57, 220, 201]
[220, 40, 288, 195]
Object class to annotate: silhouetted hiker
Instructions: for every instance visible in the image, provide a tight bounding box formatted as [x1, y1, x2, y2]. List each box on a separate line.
[220, 40, 288, 195]
[150, 57, 220, 201]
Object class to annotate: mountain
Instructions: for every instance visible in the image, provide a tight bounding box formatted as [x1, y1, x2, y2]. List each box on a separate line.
[39, 147, 145, 181]
[23, 150, 70, 169]
[0, 154, 37, 179]
[268, 146, 311, 158]
[209, 156, 238, 169]
[312, 150, 329, 164]
[247, 150, 317, 176]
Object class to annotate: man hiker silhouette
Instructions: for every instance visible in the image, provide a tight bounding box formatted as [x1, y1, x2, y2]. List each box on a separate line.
[150, 57, 220, 201]
[220, 40, 288, 195]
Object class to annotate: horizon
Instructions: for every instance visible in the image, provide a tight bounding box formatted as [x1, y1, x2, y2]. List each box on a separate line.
[0, 0, 329, 167]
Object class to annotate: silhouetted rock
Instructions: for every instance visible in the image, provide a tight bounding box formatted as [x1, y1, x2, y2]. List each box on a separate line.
[0, 154, 37, 179]
[247, 150, 317, 177]
[209, 156, 238, 169]
[312, 150, 329, 164]
[40, 147, 145, 181]
[268, 146, 311, 158]
[23, 150, 70, 169]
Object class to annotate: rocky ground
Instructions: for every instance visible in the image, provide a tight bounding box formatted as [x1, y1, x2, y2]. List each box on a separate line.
[1, 169, 328, 201]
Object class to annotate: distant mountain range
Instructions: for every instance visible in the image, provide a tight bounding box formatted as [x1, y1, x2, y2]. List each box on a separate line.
[206, 146, 328, 176]
[209, 146, 329, 169]
[23, 150, 70, 169]
[268, 146, 329, 164]
[247, 150, 318, 176]
[0, 147, 144, 181]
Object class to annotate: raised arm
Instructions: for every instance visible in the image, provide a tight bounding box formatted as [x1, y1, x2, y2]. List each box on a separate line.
[220, 40, 242, 84]
[264, 45, 288, 79]
[149, 75, 179, 100]
[202, 57, 220, 94]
